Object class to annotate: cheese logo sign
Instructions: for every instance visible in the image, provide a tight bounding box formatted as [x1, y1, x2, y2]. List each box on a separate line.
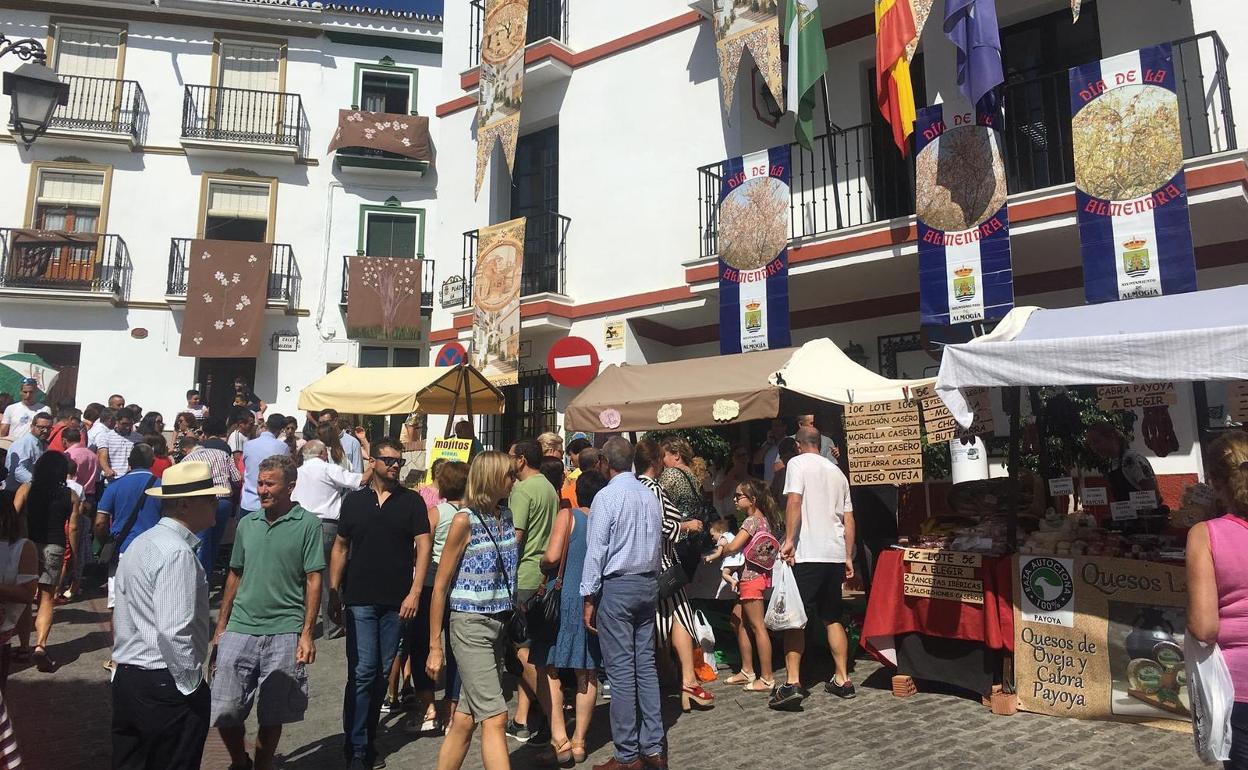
[1022, 557, 1075, 615]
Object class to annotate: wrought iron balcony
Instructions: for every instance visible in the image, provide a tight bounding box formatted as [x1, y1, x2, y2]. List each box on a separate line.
[167, 238, 300, 307]
[42, 75, 148, 143]
[696, 30, 1237, 258]
[340, 254, 435, 315]
[461, 211, 570, 307]
[0, 229, 131, 301]
[181, 85, 309, 158]
[469, 0, 568, 68]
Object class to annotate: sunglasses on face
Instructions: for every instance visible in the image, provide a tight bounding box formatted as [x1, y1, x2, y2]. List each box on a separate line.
[732, 492, 748, 501]
[376, 456, 406, 468]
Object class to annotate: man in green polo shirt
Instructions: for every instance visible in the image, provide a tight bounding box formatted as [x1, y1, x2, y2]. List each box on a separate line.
[211, 454, 324, 770]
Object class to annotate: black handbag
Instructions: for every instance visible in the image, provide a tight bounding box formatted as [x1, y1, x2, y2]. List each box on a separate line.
[526, 516, 572, 643]
[472, 509, 528, 645]
[656, 561, 689, 600]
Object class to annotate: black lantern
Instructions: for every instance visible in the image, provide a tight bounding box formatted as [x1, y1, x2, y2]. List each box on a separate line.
[3, 61, 69, 148]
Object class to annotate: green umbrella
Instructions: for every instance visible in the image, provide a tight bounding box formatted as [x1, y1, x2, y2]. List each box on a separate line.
[0, 352, 58, 400]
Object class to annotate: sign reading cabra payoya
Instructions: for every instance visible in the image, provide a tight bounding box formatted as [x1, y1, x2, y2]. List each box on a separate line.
[1070, 44, 1197, 304]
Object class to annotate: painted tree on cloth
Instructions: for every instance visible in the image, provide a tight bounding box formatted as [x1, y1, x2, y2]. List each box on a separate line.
[720, 176, 789, 270]
[361, 258, 419, 337]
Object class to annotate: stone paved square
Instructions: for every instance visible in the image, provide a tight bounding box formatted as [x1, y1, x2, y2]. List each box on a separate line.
[6, 592, 1207, 770]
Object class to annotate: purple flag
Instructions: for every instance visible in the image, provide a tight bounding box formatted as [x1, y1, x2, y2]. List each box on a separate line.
[944, 0, 1004, 111]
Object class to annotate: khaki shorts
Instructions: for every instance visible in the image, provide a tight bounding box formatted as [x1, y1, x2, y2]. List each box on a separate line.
[449, 611, 507, 722]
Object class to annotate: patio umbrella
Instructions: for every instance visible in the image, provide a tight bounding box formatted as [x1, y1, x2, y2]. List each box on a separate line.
[0, 352, 58, 400]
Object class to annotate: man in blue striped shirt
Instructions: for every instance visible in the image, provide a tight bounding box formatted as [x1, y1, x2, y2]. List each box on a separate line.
[580, 437, 665, 770]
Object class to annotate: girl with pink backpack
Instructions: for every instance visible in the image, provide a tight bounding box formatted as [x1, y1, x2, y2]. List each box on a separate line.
[704, 479, 782, 692]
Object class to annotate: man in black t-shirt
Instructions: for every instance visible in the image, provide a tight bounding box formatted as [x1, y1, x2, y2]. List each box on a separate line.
[328, 439, 431, 769]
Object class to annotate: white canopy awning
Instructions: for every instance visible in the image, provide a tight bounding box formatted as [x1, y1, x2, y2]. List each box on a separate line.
[768, 337, 936, 405]
[936, 285, 1248, 426]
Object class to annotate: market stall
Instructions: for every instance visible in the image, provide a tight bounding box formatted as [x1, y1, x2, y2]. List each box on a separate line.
[923, 285, 1248, 725]
[297, 363, 505, 431]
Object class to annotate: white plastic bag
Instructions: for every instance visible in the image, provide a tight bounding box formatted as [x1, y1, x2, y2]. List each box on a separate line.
[1185, 633, 1234, 764]
[693, 610, 716, 648]
[764, 561, 808, 631]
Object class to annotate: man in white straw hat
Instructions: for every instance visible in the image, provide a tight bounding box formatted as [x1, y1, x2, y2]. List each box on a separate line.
[111, 460, 227, 770]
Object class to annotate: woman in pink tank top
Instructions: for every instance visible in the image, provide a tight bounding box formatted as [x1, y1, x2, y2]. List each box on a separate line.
[1187, 431, 1248, 769]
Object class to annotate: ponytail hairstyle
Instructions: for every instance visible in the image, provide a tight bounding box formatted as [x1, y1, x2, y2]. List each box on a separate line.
[1206, 431, 1248, 518]
[738, 477, 782, 532]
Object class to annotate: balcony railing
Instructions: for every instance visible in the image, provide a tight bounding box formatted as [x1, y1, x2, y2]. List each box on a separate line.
[167, 239, 300, 307]
[697, 31, 1236, 259]
[340, 254, 436, 314]
[181, 85, 309, 158]
[461, 211, 570, 307]
[44, 75, 148, 143]
[469, 0, 568, 68]
[0, 229, 131, 300]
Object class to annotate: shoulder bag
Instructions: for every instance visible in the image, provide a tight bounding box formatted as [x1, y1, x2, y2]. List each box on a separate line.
[472, 509, 528, 645]
[98, 475, 159, 565]
[525, 513, 572, 643]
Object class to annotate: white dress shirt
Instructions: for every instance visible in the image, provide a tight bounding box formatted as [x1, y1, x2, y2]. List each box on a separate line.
[112, 517, 210, 695]
[292, 457, 363, 521]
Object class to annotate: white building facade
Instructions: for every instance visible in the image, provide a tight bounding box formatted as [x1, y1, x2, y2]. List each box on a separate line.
[0, 0, 444, 422]
[428, 0, 1248, 491]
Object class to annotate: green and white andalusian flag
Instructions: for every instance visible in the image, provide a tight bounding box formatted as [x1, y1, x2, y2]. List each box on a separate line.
[784, 0, 828, 150]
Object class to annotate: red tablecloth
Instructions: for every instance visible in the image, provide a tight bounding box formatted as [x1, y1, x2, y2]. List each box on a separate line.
[861, 550, 1014, 666]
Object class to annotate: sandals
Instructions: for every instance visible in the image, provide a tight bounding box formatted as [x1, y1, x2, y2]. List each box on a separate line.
[724, 670, 756, 686]
[536, 739, 574, 767]
[743, 677, 775, 692]
[571, 741, 587, 764]
[32, 646, 55, 673]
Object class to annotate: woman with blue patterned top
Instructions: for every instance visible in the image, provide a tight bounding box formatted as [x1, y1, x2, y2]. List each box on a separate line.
[426, 451, 517, 770]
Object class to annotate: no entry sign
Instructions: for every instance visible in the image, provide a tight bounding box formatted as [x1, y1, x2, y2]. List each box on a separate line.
[547, 336, 599, 388]
[436, 342, 467, 367]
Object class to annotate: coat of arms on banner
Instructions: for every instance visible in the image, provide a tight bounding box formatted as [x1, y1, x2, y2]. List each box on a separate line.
[711, 0, 783, 114]
[915, 103, 1015, 326]
[475, 0, 528, 200]
[1070, 44, 1196, 303]
[471, 217, 525, 386]
[718, 145, 791, 354]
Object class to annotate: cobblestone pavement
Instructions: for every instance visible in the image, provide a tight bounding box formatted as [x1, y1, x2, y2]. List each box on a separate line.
[9, 592, 1206, 770]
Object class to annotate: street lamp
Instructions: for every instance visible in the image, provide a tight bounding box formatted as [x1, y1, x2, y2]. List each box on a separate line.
[0, 34, 69, 148]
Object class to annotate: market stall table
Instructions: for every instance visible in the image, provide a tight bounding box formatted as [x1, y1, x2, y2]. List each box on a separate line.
[861, 549, 1015, 697]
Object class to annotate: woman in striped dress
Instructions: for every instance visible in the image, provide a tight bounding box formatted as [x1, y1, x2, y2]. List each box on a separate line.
[634, 438, 714, 711]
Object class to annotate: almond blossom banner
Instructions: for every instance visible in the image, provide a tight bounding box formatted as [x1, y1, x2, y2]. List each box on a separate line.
[711, 0, 782, 114]
[328, 110, 432, 162]
[475, 0, 528, 199]
[179, 239, 269, 358]
[347, 256, 424, 341]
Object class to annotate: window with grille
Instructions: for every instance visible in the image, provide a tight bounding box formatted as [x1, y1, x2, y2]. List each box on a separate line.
[478, 368, 557, 452]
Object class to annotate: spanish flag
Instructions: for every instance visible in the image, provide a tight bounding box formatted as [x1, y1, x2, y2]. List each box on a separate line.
[875, 0, 918, 155]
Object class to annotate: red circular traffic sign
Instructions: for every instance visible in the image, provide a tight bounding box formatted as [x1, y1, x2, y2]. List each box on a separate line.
[436, 342, 467, 367]
[546, 336, 600, 388]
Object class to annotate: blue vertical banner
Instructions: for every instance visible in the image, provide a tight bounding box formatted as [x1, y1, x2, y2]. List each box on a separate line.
[718, 144, 792, 354]
[1070, 44, 1197, 303]
[915, 102, 1015, 326]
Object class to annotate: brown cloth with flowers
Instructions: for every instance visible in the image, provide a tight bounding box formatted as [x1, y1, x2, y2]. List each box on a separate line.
[327, 110, 432, 162]
[178, 239, 269, 358]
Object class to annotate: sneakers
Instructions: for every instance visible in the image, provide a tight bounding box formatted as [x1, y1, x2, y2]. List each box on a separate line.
[505, 719, 532, 742]
[825, 677, 856, 699]
[600, 679, 611, 700]
[380, 696, 397, 714]
[767, 682, 806, 711]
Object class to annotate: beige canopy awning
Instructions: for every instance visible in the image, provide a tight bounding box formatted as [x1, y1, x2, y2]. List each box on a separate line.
[564, 347, 797, 432]
[297, 365, 504, 416]
[769, 338, 936, 405]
